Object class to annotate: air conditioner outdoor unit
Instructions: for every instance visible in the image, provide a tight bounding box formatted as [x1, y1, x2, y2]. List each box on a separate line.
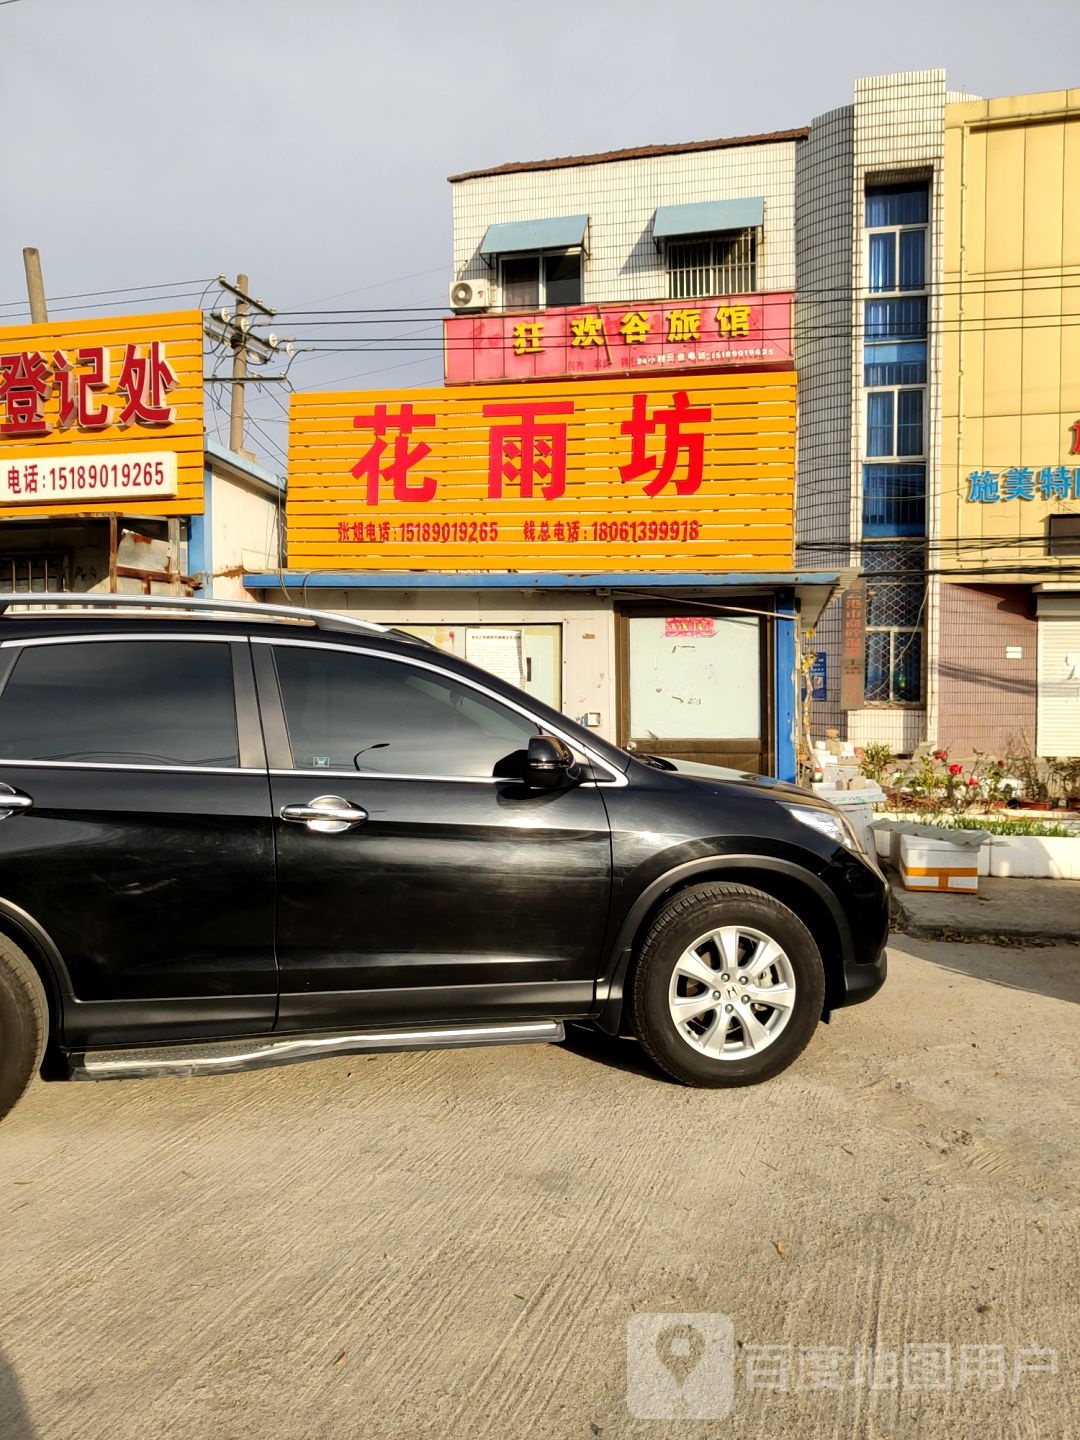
[449, 279, 492, 311]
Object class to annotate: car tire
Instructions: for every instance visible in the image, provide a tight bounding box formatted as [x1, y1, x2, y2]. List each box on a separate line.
[0, 935, 49, 1123]
[630, 883, 825, 1087]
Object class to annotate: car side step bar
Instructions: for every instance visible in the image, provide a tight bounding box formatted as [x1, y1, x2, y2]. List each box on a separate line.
[70, 1020, 566, 1082]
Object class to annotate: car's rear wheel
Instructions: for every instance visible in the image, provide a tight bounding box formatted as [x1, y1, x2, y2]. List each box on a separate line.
[0, 935, 48, 1122]
[630, 883, 825, 1087]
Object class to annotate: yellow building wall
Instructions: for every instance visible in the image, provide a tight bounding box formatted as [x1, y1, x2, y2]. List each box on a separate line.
[942, 90, 1080, 580]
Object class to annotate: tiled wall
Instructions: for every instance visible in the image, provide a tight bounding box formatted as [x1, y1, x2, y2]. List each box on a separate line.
[797, 70, 950, 746]
[794, 104, 855, 738]
[852, 72, 948, 751]
[936, 583, 1037, 755]
[451, 142, 799, 304]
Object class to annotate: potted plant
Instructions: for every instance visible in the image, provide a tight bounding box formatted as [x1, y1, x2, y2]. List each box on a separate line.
[1049, 757, 1080, 812]
[1005, 735, 1053, 810]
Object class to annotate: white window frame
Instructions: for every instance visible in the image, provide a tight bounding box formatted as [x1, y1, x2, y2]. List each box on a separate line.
[864, 223, 928, 295]
[864, 386, 927, 462]
[497, 251, 583, 311]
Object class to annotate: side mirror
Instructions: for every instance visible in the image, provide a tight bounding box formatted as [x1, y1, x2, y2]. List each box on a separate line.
[525, 734, 580, 790]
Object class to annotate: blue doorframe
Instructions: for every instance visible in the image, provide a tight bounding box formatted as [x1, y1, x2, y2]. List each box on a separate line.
[773, 587, 797, 782]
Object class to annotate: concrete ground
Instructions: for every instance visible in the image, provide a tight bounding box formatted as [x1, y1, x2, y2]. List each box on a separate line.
[0, 936, 1077, 1440]
[891, 872, 1080, 946]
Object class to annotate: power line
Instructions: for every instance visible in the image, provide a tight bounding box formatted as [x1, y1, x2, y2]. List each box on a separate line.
[0, 290, 214, 321]
[258, 315, 1080, 354]
[282, 266, 446, 311]
[0, 276, 215, 313]
[271, 269, 1080, 315]
[292, 356, 437, 391]
[246, 417, 288, 469]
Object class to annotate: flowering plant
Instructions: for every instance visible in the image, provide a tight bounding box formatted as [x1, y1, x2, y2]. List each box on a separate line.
[885, 748, 1012, 817]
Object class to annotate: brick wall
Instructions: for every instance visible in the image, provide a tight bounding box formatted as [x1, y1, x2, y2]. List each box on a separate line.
[936, 583, 1037, 755]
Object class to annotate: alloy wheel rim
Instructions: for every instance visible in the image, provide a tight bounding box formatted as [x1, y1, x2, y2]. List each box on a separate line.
[667, 925, 797, 1061]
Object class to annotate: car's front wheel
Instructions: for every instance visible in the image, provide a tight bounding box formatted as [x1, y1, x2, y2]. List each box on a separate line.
[630, 883, 825, 1086]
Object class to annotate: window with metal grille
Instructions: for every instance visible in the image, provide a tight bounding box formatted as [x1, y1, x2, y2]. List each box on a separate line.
[1048, 514, 1080, 557]
[863, 182, 930, 561]
[0, 553, 68, 593]
[862, 465, 926, 537]
[863, 543, 925, 705]
[667, 231, 757, 299]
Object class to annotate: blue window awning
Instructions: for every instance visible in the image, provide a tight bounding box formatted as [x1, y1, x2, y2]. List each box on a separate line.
[653, 197, 765, 240]
[479, 214, 589, 258]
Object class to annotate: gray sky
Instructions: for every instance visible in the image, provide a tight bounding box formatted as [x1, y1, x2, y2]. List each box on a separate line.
[2, 0, 1077, 471]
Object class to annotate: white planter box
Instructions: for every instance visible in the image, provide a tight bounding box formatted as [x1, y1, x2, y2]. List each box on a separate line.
[987, 834, 1080, 880]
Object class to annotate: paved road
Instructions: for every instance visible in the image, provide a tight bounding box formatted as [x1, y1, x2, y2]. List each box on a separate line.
[1, 936, 1077, 1439]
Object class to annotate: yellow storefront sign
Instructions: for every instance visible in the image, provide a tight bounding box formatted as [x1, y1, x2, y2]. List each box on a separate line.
[0, 310, 205, 517]
[288, 371, 796, 571]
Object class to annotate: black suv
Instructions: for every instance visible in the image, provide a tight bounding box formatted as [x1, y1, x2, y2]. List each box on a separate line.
[0, 594, 887, 1121]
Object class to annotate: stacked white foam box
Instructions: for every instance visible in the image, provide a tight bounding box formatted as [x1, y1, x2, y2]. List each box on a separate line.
[899, 833, 978, 893]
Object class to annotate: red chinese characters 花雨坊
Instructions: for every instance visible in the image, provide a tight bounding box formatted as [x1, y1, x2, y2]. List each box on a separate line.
[352, 403, 438, 505]
[619, 390, 711, 496]
[483, 400, 575, 501]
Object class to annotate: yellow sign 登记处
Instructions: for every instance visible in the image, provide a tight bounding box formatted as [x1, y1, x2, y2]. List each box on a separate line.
[0, 310, 205, 517]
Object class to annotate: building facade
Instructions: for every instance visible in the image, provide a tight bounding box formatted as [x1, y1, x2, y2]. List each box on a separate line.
[938, 88, 1080, 758]
[246, 70, 1078, 773]
[796, 70, 983, 754]
[251, 129, 853, 781]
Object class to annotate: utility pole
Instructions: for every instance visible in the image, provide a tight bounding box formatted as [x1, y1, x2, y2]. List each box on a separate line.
[229, 273, 249, 453]
[204, 274, 288, 459]
[22, 248, 48, 323]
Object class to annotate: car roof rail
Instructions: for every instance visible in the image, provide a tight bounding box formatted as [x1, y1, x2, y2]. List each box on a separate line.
[0, 591, 418, 642]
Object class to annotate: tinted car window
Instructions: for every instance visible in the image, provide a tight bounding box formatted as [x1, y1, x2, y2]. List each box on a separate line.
[0, 640, 239, 767]
[273, 645, 540, 776]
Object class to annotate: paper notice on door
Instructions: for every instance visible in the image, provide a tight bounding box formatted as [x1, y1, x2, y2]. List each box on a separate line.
[466, 627, 525, 689]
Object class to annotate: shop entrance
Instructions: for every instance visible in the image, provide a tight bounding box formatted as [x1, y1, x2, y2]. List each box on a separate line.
[616, 605, 772, 774]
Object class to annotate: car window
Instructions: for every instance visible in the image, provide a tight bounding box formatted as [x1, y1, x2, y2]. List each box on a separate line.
[272, 645, 540, 777]
[0, 640, 240, 768]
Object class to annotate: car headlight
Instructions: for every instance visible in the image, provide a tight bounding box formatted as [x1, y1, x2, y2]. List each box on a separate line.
[781, 802, 866, 855]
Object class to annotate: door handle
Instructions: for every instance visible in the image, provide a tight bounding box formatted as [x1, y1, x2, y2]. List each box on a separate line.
[279, 794, 368, 834]
[0, 783, 32, 816]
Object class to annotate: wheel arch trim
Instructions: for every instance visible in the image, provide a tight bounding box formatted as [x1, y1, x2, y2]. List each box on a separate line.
[0, 897, 73, 1024]
[592, 855, 852, 1034]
